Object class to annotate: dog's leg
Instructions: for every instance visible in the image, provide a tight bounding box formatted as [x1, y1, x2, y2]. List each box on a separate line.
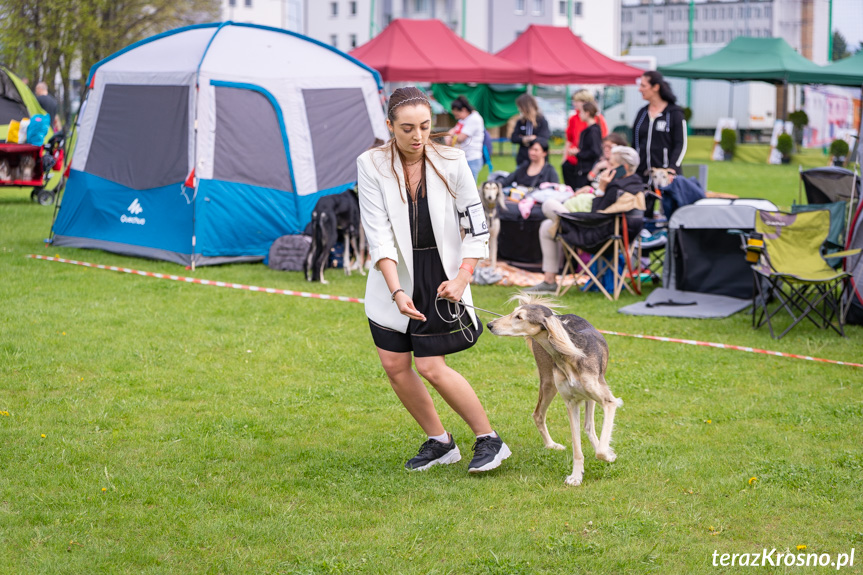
[583, 400, 600, 453]
[564, 397, 586, 486]
[529, 340, 564, 450]
[343, 230, 351, 276]
[594, 376, 621, 462]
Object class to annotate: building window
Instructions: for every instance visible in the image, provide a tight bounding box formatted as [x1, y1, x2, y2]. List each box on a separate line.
[574, 1, 582, 16]
[754, 7, 760, 18]
[414, 0, 428, 12]
[532, 0, 544, 16]
[558, 0, 566, 16]
[693, 30, 698, 42]
[515, 0, 525, 14]
[764, 28, 770, 37]
[330, 34, 338, 47]
[330, 2, 338, 17]
[765, 7, 771, 19]
[349, 1, 357, 16]
[228, 0, 235, 6]
[244, 0, 252, 6]
[349, 33, 357, 48]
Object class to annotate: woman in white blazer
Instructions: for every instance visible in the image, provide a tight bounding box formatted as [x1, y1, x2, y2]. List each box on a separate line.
[357, 87, 510, 474]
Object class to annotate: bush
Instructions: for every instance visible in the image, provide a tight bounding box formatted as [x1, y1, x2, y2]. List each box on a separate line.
[788, 109, 809, 130]
[720, 128, 737, 156]
[788, 110, 809, 145]
[777, 133, 794, 158]
[829, 138, 850, 158]
[682, 107, 693, 123]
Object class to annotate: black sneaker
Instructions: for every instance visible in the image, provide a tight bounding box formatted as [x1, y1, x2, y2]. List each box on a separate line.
[404, 434, 461, 471]
[468, 433, 511, 473]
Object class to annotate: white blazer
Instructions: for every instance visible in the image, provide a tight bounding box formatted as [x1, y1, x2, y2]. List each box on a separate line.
[357, 145, 489, 332]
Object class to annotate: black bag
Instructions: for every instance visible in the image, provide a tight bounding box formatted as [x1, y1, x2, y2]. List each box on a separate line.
[266, 235, 312, 271]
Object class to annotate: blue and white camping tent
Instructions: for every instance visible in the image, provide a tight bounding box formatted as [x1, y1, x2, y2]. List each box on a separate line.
[52, 22, 388, 266]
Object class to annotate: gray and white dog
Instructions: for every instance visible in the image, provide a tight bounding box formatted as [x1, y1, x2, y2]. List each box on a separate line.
[479, 180, 505, 269]
[487, 294, 622, 486]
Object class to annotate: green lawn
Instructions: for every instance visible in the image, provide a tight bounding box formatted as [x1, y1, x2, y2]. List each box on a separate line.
[1, 142, 862, 574]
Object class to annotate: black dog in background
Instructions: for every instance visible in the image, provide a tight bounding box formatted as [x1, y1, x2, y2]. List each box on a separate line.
[304, 190, 365, 283]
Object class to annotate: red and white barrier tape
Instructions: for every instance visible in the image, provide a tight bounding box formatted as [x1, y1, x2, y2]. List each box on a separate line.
[598, 330, 863, 368]
[29, 254, 860, 368]
[26, 254, 364, 304]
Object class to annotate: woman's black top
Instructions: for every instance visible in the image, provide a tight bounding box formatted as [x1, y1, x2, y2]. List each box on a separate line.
[510, 115, 551, 165]
[408, 175, 435, 249]
[498, 162, 559, 189]
[574, 123, 602, 175]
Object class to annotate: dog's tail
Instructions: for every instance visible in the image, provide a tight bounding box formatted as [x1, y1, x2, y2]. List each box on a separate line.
[615, 397, 623, 408]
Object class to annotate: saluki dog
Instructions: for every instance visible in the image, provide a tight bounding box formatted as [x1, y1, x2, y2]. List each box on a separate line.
[487, 294, 622, 486]
[479, 180, 505, 269]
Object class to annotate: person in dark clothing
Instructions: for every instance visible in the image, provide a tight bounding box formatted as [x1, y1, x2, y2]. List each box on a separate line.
[527, 146, 644, 294]
[571, 101, 602, 190]
[632, 71, 687, 184]
[510, 93, 551, 166]
[498, 139, 559, 189]
[34, 82, 59, 130]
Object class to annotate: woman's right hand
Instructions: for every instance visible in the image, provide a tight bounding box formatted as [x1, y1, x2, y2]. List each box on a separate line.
[395, 291, 426, 322]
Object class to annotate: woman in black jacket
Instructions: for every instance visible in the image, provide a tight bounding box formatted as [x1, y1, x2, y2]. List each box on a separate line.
[632, 71, 687, 183]
[510, 93, 551, 166]
[498, 139, 559, 189]
[571, 101, 603, 189]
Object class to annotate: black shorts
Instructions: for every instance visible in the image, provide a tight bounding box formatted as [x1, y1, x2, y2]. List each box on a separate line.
[368, 247, 482, 357]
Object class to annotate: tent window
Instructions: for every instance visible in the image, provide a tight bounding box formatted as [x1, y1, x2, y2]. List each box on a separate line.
[0, 71, 28, 125]
[303, 88, 375, 192]
[213, 85, 293, 192]
[86, 84, 189, 190]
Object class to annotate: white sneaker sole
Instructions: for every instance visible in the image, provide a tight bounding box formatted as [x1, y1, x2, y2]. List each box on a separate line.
[406, 446, 462, 471]
[468, 443, 512, 473]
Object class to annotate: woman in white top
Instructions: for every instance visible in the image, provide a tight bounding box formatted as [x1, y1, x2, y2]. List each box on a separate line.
[445, 95, 485, 181]
[357, 86, 510, 474]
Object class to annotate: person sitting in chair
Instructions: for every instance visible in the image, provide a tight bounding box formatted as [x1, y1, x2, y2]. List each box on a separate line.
[497, 139, 559, 190]
[525, 146, 644, 293]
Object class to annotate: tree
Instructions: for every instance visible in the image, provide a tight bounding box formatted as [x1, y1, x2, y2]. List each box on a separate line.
[832, 30, 851, 61]
[0, 0, 218, 125]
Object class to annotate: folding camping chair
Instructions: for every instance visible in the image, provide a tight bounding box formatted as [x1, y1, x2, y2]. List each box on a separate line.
[746, 210, 861, 339]
[556, 212, 643, 300]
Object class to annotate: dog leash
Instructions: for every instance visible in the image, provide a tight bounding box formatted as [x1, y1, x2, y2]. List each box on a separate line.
[434, 296, 504, 344]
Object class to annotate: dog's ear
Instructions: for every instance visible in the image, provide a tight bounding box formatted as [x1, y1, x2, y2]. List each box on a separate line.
[543, 315, 586, 359]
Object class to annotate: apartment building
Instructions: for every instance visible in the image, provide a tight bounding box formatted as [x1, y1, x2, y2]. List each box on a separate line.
[220, 0, 303, 31]
[620, 0, 829, 64]
[222, 1, 621, 58]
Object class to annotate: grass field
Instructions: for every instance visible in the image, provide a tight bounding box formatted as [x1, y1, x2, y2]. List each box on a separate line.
[2, 137, 862, 574]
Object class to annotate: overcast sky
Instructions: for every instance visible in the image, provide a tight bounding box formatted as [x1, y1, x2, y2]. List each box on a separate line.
[832, 0, 863, 53]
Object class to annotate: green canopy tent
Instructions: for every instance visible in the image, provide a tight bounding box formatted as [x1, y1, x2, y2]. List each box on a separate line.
[816, 50, 863, 87]
[429, 83, 524, 128]
[658, 37, 839, 119]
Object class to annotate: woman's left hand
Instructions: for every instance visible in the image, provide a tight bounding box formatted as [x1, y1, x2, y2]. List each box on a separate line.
[598, 168, 615, 191]
[437, 276, 468, 303]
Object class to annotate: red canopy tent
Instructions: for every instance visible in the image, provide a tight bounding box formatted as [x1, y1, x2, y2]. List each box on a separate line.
[496, 25, 644, 85]
[349, 19, 528, 84]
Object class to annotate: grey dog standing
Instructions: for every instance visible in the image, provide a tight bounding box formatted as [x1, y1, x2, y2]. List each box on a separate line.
[487, 294, 622, 486]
